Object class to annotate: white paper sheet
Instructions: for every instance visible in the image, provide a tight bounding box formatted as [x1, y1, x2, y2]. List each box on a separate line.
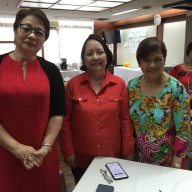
[129, 30, 135, 37]
[141, 28, 147, 36]
[135, 29, 141, 37]
[124, 40, 129, 47]
[129, 47, 135, 53]
[135, 39, 141, 47]
[129, 40, 134, 47]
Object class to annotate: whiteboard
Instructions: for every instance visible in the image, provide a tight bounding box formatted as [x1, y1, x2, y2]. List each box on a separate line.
[163, 21, 186, 66]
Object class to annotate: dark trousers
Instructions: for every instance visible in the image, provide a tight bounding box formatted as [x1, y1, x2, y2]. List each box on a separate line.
[71, 167, 87, 185]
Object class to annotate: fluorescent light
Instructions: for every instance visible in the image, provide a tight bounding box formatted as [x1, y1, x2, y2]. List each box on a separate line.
[89, 1, 123, 7]
[21, 2, 51, 8]
[104, 0, 132, 2]
[51, 4, 81, 10]
[111, 9, 138, 16]
[25, 0, 57, 3]
[78, 6, 107, 11]
[59, 0, 94, 6]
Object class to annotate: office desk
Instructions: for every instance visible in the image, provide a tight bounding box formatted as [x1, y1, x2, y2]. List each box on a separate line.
[114, 67, 143, 85]
[73, 156, 192, 192]
[60, 69, 79, 80]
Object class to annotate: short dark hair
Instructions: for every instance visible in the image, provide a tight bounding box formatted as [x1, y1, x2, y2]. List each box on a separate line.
[13, 8, 50, 41]
[136, 37, 167, 65]
[80, 34, 113, 71]
[186, 42, 192, 57]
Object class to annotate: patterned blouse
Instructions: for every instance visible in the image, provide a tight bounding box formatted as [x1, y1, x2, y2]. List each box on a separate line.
[127, 75, 190, 168]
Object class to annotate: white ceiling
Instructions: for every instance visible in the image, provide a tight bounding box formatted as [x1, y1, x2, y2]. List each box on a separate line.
[0, 0, 186, 22]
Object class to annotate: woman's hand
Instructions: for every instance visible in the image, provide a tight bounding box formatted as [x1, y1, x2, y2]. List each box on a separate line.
[21, 154, 35, 170]
[121, 154, 134, 161]
[187, 95, 192, 102]
[20, 146, 49, 170]
[32, 146, 50, 160]
[64, 154, 76, 169]
[12, 143, 42, 168]
[171, 155, 182, 169]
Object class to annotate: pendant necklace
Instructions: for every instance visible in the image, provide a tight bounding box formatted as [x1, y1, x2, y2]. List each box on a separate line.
[143, 72, 165, 87]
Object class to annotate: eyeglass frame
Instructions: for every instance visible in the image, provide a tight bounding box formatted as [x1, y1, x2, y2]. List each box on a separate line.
[19, 23, 46, 39]
[100, 169, 113, 184]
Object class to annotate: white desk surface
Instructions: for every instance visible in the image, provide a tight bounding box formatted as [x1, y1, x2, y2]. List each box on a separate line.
[60, 69, 79, 80]
[114, 67, 143, 86]
[115, 66, 142, 71]
[73, 156, 192, 192]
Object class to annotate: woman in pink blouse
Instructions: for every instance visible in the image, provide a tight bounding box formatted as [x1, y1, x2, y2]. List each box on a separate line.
[169, 42, 192, 115]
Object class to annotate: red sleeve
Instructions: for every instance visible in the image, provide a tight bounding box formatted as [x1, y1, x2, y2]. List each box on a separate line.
[169, 66, 180, 79]
[120, 82, 136, 155]
[59, 80, 75, 156]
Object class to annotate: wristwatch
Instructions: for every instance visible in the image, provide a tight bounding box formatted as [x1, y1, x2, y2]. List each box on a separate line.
[41, 143, 52, 152]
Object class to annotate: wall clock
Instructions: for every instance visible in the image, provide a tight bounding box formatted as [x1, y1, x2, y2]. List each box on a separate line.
[154, 14, 161, 25]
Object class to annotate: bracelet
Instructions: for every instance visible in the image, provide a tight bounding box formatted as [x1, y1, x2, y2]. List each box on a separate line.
[174, 163, 181, 168]
[41, 143, 52, 152]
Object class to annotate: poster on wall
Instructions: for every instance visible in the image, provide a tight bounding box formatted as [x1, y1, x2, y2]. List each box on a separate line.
[129, 47, 135, 53]
[129, 30, 135, 37]
[135, 29, 141, 37]
[124, 40, 129, 47]
[128, 39, 134, 47]
[141, 28, 147, 36]
[135, 39, 141, 48]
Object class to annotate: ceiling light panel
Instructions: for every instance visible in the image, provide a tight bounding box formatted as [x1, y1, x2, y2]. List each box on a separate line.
[21, 2, 52, 8]
[111, 8, 138, 16]
[25, 0, 58, 3]
[88, 1, 122, 7]
[103, 0, 132, 2]
[78, 6, 107, 11]
[59, 0, 94, 6]
[51, 4, 81, 10]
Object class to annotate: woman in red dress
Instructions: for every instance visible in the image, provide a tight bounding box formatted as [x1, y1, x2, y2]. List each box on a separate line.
[169, 42, 192, 117]
[0, 8, 65, 192]
[59, 34, 135, 184]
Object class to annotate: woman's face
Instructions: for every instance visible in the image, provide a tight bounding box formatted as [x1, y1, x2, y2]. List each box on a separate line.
[84, 39, 107, 73]
[139, 48, 165, 78]
[14, 15, 46, 56]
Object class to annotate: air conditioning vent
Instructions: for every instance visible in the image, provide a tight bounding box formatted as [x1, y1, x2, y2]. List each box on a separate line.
[49, 20, 59, 29]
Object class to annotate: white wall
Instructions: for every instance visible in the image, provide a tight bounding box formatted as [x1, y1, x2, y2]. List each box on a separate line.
[117, 25, 157, 67]
[163, 21, 186, 66]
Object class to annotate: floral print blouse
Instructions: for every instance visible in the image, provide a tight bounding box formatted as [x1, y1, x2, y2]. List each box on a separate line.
[127, 75, 190, 168]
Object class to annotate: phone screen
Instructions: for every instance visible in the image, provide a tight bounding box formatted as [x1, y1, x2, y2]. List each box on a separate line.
[106, 162, 128, 180]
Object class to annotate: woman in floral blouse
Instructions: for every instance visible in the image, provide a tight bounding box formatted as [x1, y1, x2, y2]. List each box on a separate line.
[127, 37, 190, 169]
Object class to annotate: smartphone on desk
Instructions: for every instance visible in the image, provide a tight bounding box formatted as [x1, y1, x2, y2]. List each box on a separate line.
[106, 162, 128, 180]
[96, 184, 114, 192]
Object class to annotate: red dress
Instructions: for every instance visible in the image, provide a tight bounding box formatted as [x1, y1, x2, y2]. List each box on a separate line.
[0, 55, 61, 192]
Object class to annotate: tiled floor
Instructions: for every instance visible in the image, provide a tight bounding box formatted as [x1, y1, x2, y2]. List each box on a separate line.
[56, 137, 75, 192]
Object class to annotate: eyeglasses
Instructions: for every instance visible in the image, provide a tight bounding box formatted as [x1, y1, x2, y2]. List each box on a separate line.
[19, 23, 46, 38]
[100, 169, 113, 184]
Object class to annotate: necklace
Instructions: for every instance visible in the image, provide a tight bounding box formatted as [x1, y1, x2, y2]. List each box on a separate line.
[22, 66, 27, 70]
[143, 72, 165, 87]
[186, 59, 192, 95]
